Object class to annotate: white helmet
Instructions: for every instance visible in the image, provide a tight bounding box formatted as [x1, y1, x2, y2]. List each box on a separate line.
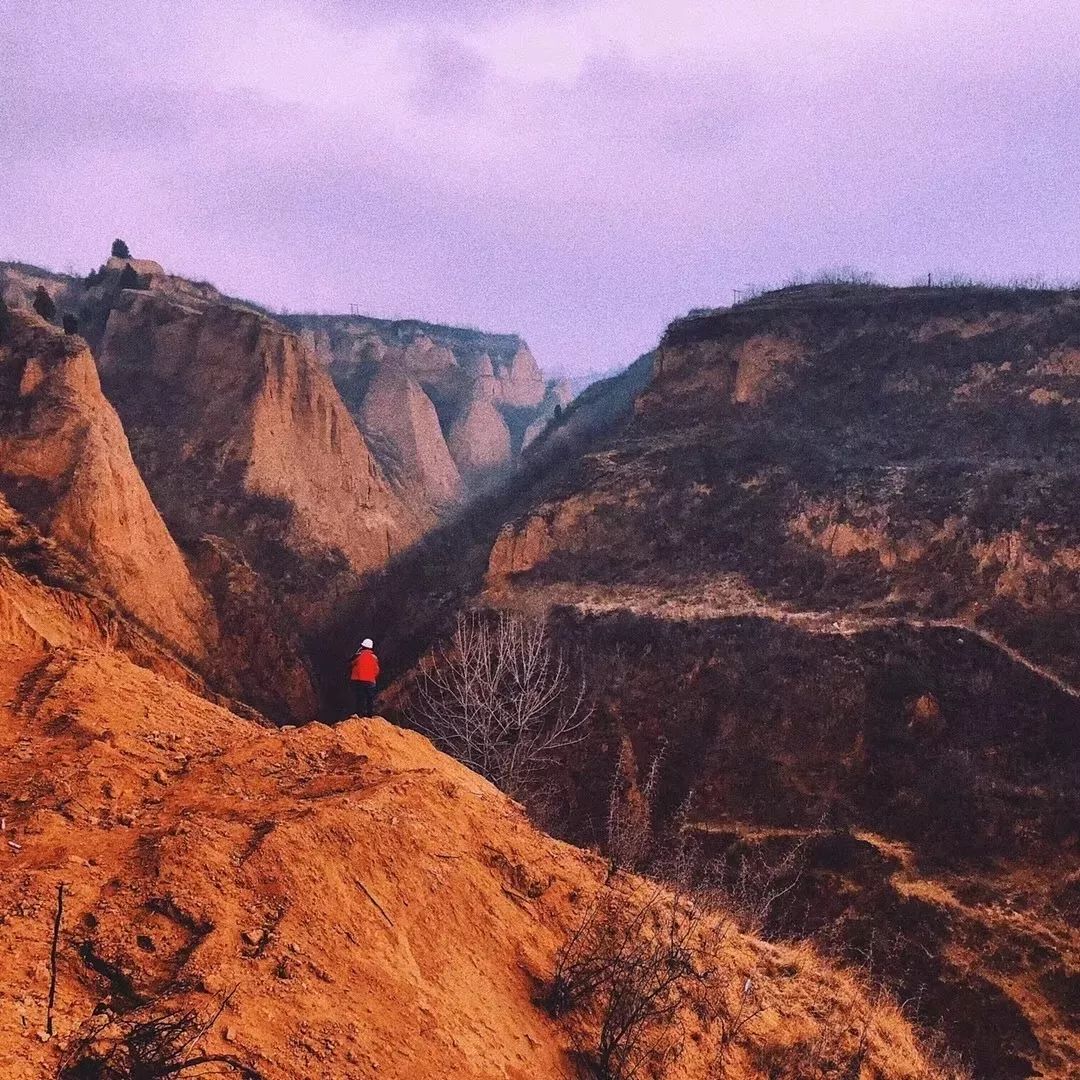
[361, 638, 374, 649]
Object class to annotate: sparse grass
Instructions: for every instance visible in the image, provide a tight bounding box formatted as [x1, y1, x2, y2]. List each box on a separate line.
[727, 269, 1080, 309]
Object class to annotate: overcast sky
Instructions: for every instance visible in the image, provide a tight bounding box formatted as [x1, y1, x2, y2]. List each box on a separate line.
[3, 1, 1078, 373]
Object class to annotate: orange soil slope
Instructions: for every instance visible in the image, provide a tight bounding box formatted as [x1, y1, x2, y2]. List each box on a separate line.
[0, 639, 946, 1079]
[0, 311, 213, 662]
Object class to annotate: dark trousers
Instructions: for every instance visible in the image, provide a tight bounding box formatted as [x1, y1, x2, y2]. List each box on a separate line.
[351, 680, 377, 717]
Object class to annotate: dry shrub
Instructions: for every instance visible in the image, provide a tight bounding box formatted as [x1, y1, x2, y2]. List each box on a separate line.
[605, 738, 659, 876]
[544, 884, 730, 1079]
[58, 994, 261, 1080]
[697, 830, 816, 939]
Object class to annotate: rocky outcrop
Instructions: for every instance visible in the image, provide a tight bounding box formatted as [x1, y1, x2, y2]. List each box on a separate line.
[85, 287, 427, 721]
[97, 291, 421, 581]
[0, 263, 79, 317]
[730, 334, 803, 404]
[400, 333, 457, 377]
[290, 314, 563, 506]
[104, 255, 164, 278]
[495, 343, 546, 408]
[488, 515, 555, 581]
[0, 310, 213, 661]
[358, 365, 463, 506]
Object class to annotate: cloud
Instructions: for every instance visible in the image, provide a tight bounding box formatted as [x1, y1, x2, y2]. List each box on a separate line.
[2, 1, 1079, 373]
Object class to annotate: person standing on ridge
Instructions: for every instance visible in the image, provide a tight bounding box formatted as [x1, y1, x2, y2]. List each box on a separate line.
[349, 638, 380, 717]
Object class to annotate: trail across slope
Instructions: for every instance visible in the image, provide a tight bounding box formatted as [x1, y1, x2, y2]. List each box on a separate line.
[494, 577, 1080, 700]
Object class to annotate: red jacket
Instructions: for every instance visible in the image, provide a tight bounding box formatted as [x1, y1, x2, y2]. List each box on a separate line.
[350, 648, 379, 684]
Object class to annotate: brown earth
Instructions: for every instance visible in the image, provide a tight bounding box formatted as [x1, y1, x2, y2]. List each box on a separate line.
[5, 258, 1076, 1076]
[362, 285, 1080, 1078]
[0, 568, 954, 1080]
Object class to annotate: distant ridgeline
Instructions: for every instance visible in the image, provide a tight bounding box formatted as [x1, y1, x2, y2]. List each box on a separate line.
[288, 312, 573, 505]
[298, 312, 526, 366]
[1, 256, 578, 513]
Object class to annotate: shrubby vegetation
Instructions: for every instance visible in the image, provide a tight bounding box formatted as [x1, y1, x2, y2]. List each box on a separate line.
[59, 993, 262, 1080]
[118, 263, 148, 290]
[32, 284, 56, 321]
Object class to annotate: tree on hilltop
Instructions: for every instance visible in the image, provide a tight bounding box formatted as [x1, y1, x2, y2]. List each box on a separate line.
[33, 285, 56, 321]
[0, 296, 10, 342]
[111, 238, 131, 258]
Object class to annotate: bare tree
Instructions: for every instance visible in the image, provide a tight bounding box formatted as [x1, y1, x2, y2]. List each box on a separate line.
[410, 611, 590, 800]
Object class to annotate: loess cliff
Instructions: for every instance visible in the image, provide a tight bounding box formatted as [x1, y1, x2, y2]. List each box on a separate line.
[0, 310, 213, 663]
[4, 255, 1076, 1078]
[2, 257, 433, 722]
[292, 313, 565, 503]
[367, 284, 1080, 1079]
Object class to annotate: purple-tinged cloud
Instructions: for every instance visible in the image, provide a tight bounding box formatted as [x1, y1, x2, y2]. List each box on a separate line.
[2, 1, 1079, 374]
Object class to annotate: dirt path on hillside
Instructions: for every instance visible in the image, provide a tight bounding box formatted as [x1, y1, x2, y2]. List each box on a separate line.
[493, 578, 1080, 700]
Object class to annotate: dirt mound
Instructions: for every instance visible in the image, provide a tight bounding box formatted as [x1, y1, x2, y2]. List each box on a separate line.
[0, 626, 951, 1080]
[0, 310, 213, 661]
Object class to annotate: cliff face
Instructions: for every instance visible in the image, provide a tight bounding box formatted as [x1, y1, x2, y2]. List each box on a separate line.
[492, 285, 1080, 673]
[291, 314, 561, 503]
[97, 293, 419, 579]
[357, 365, 463, 506]
[374, 286, 1080, 1079]
[0, 311, 213, 662]
[446, 390, 514, 482]
[0, 492, 213, 697]
[84, 289, 426, 721]
[2, 258, 439, 720]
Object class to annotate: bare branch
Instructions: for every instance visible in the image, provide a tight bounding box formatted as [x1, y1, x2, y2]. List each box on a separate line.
[410, 612, 591, 802]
